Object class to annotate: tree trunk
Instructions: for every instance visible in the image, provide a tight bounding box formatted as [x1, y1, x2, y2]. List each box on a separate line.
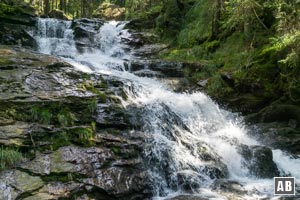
[60, 0, 63, 11]
[44, 0, 50, 15]
[64, 0, 67, 14]
[212, 0, 224, 38]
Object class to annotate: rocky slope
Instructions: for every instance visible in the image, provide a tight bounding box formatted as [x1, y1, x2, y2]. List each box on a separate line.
[0, 46, 152, 199]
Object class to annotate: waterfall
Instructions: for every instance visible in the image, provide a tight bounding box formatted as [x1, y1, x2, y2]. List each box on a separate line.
[34, 18, 300, 199]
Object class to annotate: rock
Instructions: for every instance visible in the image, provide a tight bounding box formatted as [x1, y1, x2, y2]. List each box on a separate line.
[93, 2, 125, 20]
[197, 79, 208, 88]
[260, 104, 300, 125]
[133, 44, 169, 57]
[129, 60, 183, 78]
[197, 142, 229, 179]
[122, 32, 159, 47]
[212, 179, 246, 194]
[239, 145, 280, 178]
[249, 122, 300, 154]
[133, 69, 165, 78]
[221, 73, 235, 88]
[176, 171, 203, 192]
[20, 143, 151, 199]
[48, 10, 69, 20]
[166, 195, 209, 200]
[0, 2, 36, 47]
[0, 170, 44, 199]
[95, 103, 130, 129]
[0, 122, 30, 146]
[71, 18, 105, 51]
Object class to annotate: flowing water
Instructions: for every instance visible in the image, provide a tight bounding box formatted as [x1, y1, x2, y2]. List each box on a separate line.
[33, 18, 300, 199]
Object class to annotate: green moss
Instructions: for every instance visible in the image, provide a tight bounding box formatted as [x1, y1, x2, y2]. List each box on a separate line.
[57, 110, 76, 127]
[207, 74, 233, 97]
[70, 127, 94, 146]
[0, 3, 18, 17]
[177, 0, 215, 47]
[30, 106, 52, 125]
[87, 98, 97, 114]
[49, 131, 71, 151]
[111, 147, 120, 154]
[0, 146, 23, 171]
[41, 172, 83, 183]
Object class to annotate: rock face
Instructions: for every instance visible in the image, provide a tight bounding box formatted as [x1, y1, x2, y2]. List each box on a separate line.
[0, 2, 36, 47]
[71, 18, 105, 51]
[0, 46, 151, 199]
[239, 145, 280, 178]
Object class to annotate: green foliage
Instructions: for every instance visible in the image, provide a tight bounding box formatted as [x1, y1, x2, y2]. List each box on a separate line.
[57, 110, 76, 127]
[177, 0, 214, 47]
[72, 127, 94, 145]
[91, 121, 96, 131]
[207, 74, 233, 97]
[30, 106, 53, 125]
[0, 146, 23, 170]
[0, 3, 17, 16]
[87, 98, 97, 114]
[50, 131, 71, 151]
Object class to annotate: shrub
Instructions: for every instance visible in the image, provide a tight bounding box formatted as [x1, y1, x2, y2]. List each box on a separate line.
[0, 147, 23, 170]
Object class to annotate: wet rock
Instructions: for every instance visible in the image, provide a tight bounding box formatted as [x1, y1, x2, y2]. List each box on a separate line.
[133, 69, 165, 78]
[249, 123, 300, 154]
[71, 18, 105, 50]
[129, 60, 183, 78]
[197, 143, 229, 179]
[176, 171, 203, 192]
[20, 144, 151, 199]
[96, 103, 130, 129]
[212, 179, 246, 194]
[166, 195, 209, 200]
[239, 145, 280, 178]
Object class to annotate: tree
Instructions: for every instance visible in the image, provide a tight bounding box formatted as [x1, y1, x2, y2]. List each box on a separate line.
[44, 0, 50, 15]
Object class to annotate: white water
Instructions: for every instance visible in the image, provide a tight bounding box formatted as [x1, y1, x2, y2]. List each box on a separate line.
[34, 18, 300, 199]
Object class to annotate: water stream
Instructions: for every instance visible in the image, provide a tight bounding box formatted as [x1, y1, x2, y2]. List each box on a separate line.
[33, 18, 300, 199]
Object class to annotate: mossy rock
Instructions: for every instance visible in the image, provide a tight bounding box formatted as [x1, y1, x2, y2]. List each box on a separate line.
[93, 2, 125, 20]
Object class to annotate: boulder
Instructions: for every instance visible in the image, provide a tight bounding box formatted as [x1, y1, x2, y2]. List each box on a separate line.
[0, 2, 36, 47]
[212, 179, 246, 194]
[48, 9, 69, 20]
[239, 145, 280, 178]
[0, 170, 44, 199]
[129, 59, 183, 77]
[71, 18, 105, 51]
[93, 2, 125, 20]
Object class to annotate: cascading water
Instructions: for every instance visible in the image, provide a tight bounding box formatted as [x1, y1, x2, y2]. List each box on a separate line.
[34, 18, 300, 199]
